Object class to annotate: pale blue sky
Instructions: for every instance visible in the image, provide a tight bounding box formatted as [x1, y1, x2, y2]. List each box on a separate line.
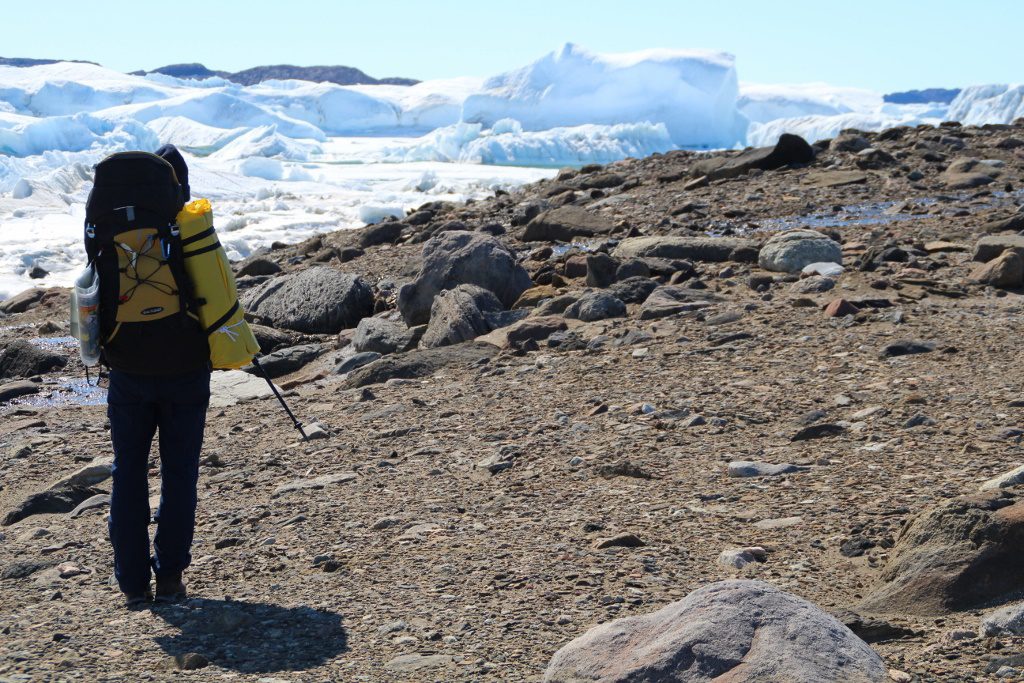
[5, 0, 1022, 92]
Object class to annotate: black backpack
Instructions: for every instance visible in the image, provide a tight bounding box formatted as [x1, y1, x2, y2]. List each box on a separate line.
[83, 147, 201, 350]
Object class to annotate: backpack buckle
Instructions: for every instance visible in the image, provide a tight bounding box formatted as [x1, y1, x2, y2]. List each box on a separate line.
[85, 224, 96, 239]
[170, 224, 180, 238]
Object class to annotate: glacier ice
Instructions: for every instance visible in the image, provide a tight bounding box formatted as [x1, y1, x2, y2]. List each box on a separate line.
[947, 84, 1024, 125]
[462, 43, 747, 149]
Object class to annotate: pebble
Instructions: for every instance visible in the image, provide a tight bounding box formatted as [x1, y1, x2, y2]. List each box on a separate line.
[718, 547, 768, 569]
[904, 414, 936, 428]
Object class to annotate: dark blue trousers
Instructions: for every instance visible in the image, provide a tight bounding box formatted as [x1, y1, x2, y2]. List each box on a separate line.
[107, 368, 210, 595]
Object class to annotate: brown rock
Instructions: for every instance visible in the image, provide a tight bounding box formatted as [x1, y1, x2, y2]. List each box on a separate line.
[861, 491, 1024, 615]
[563, 255, 588, 279]
[824, 299, 859, 317]
[512, 285, 560, 308]
[968, 250, 1024, 289]
[523, 206, 616, 242]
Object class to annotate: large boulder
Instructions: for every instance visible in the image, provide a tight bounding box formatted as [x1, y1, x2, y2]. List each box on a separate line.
[544, 580, 888, 683]
[523, 206, 616, 242]
[759, 230, 842, 273]
[610, 277, 660, 304]
[690, 133, 815, 181]
[243, 267, 373, 334]
[359, 220, 405, 247]
[0, 340, 67, 379]
[613, 236, 756, 263]
[420, 285, 504, 349]
[398, 231, 532, 326]
[2, 486, 104, 526]
[860, 491, 1024, 615]
[972, 234, 1024, 262]
[352, 317, 421, 355]
[0, 288, 48, 314]
[968, 250, 1024, 289]
[982, 603, 1024, 636]
[942, 157, 999, 189]
[564, 292, 626, 322]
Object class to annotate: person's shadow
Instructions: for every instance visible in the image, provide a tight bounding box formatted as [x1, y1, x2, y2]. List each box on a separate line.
[151, 597, 347, 673]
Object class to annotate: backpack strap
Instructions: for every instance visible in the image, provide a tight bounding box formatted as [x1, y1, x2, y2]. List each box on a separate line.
[157, 223, 205, 316]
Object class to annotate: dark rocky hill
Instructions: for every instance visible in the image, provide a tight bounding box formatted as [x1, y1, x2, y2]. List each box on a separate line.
[0, 56, 98, 67]
[2, 56, 417, 86]
[133, 62, 418, 86]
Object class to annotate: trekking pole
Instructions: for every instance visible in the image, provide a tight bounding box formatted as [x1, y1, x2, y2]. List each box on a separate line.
[251, 357, 309, 441]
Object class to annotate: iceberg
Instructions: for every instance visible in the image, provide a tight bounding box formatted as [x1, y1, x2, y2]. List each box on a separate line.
[383, 120, 674, 166]
[947, 84, 1024, 125]
[738, 82, 883, 124]
[461, 43, 747, 149]
[746, 104, 948, 147]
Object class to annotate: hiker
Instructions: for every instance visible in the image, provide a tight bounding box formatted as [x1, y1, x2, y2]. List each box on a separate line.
[81, 145, 259, 606]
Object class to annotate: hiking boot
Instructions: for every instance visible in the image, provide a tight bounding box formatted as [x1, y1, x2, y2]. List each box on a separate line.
[124, 590, 153, 608]
[155, 574, 186, 603]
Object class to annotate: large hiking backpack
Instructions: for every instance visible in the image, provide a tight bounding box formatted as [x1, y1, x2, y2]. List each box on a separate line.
[84, 148, 259, 370]
[84, 151, 198, 345]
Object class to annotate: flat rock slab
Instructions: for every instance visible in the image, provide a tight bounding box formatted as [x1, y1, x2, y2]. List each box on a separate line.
[639, 286, 721, 321]
[384, 654, 455, 673]
[614, 236, 756, 263]
[70, 494, 110, 518]
[754, 516, 804, 530]
[973, 234, 1024, 262]
[272, 473, 357, 497]
[2, 486, 104, 526]
[343, 342, 498, 388]
[544, 579, 888, 683]
[523, 206, 616, 242]
[50, 457, 113, 489]
[980, 464, 1024, 491]
[0, 379, 40, 403]
[804, 170, 869, 188]
[728, 461, 809, 478]
[210, 370, 277, 408]
[880, 340, 935, 358]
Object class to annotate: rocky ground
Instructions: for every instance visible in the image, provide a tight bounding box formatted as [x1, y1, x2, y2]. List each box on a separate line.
[2, 120, 1024, 682]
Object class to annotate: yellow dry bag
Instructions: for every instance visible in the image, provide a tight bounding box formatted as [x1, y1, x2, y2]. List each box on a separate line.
[175, 199, 261, 369]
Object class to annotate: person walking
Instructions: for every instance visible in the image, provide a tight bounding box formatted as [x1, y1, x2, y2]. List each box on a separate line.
[84, 145, 211, 606]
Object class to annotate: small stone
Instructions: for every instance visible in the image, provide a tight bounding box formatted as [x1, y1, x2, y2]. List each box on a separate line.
[824, 299, 859, 317]
[170, 653, 209, 671]
[595, 533, 646, 549]
[682, 415, 706, 428]
[880, 340, 935, 358]
[718, 547, 768, 569]
[903, 414, 936, 428]
[791, 423, 845, 441]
